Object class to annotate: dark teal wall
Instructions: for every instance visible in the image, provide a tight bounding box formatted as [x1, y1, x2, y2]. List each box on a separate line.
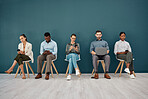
[0, 0, 148, 73]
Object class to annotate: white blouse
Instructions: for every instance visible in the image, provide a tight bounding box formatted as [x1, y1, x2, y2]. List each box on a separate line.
[18, 42, 34, 63]
[114, 40, 132, 55]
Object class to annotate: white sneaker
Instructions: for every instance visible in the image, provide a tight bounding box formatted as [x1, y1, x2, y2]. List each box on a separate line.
[76, 69, 80, 75]
[130, 74, 135, 79]
[124, 68, 130, 74]
[67, 75, 71, 80]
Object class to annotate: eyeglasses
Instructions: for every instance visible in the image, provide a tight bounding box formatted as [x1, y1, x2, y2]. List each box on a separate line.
[71, 38, 76, 39]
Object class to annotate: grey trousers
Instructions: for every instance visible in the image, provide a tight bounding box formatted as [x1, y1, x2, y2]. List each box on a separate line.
[37, 54, 56, 74]
[117, 52, 134, 71]
[92, 54, 110, 73]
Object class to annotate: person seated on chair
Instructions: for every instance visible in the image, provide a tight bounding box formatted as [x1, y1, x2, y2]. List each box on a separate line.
[5, 34, 34, 79]
[66, 34, 80, 80]
[114, 32, 135, 79]
[90, 30, 111, 79]
[35, 32, 57, 80]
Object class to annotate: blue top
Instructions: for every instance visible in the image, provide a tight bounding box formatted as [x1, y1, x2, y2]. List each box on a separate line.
[40, 39, 57, 56]
[90, 39, 109, 53]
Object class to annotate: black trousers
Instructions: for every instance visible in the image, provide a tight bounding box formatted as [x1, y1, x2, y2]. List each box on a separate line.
[117, 52, 134, 71]
[14, 54, 31, 65]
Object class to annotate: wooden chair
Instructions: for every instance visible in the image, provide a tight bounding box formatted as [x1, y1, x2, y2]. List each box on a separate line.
[115, 58, 136, 77]
[15, 60, 35, 78]
[41, 59, 58, 78]
[65, 55, 81, 77]
[92, 60, 105, 75]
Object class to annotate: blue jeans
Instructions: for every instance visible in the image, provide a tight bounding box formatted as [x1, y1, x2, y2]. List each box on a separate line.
[66, 53, 79, 74]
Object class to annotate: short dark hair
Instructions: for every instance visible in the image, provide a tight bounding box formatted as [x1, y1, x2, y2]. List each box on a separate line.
[44, 32, 51, 37]
[120, 32, 126, 36]
[71, 33, 76, 37]
[20, 34, 27, 41]
[96, 30, 102, 34]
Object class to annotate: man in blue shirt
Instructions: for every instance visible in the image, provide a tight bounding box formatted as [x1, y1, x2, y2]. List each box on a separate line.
[90, 30, 111, 79]
[35, 32, 57, 80]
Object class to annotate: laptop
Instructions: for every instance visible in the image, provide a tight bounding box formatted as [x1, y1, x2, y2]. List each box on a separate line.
[95, 47, 107, 55]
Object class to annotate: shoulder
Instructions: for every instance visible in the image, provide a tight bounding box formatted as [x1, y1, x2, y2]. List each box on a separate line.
[51, 39, 57, 45]
[76, 43, 80, 45]
[41, 40, 46, 45]
[115, 40, 120, 44]
[18, 43, 22, 46]
[26, 42, 32, 46]
[125, 40, 130, 44]
[91, 40, 96, 44]
[102, 39, 108, 43]
[66, 43, 70, 46]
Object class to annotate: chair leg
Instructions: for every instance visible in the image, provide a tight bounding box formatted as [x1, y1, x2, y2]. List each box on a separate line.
[65, 64, 69, 77]
[15, 66, 20, 78]
[51, 66, 54, 78]
[119, 61, 124, 77]
[51, 61, 59, 75]
[27, 62, 35, 75]
[92, 69, 94, 75]
[115, 61, 122, 75]
[133, 71, 136, 77]
[101, 61, 105, 73]
[25, 62, 30, 78]
[41, 62, 46, 74]
[20, 70, 21, 75]
[92, 60, 99, 75]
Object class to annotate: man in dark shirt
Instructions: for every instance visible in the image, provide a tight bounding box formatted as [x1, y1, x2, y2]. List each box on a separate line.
[90, 30, 111, 79]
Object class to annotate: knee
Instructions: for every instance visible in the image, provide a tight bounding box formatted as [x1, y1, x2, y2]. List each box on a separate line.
[92, 55, 98, 60]
[69, 58, 72, 62]
[17, 54, 21, 58]
[71, 54, 76, 58]
[46, 55, 52, 60]
[105, 55, 110, 59]
[37, 55, 42, 60]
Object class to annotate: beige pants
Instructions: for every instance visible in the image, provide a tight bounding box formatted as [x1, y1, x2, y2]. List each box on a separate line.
[37, 54, 56, 73]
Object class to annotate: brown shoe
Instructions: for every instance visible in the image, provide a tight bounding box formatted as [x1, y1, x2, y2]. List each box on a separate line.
[35, 74, 42, 79]
[22, 76, 26, 79]
[45, 74, 49, 80]
[104, 73, 111, 79]
[91, 73, 99, 79]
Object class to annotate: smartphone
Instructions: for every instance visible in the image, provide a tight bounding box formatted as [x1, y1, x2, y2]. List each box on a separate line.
[17, 49, 20, 51]
[75, 44, 77, 47]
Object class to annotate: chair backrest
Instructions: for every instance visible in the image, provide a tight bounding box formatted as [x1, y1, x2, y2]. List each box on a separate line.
[65, 54, 81, 61]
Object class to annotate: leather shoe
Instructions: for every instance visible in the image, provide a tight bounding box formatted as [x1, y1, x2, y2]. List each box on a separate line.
[91, 73, 99, 79]
[35, 74, 42, 79]
[45, 74, 49, 80]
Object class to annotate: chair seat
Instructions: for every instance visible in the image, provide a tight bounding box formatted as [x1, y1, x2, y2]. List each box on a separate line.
[116, 57, 135, 61]
[64, 58, 81, 61]
[116, 58, 124, 61]
[98, 60, 104, 61]
[44, 59, 57, 62]
[23, 60, 31, 62]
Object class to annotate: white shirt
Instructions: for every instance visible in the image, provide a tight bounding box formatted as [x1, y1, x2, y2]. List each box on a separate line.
[114, 40, 132, 55]
[18, 42, 34, 63]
